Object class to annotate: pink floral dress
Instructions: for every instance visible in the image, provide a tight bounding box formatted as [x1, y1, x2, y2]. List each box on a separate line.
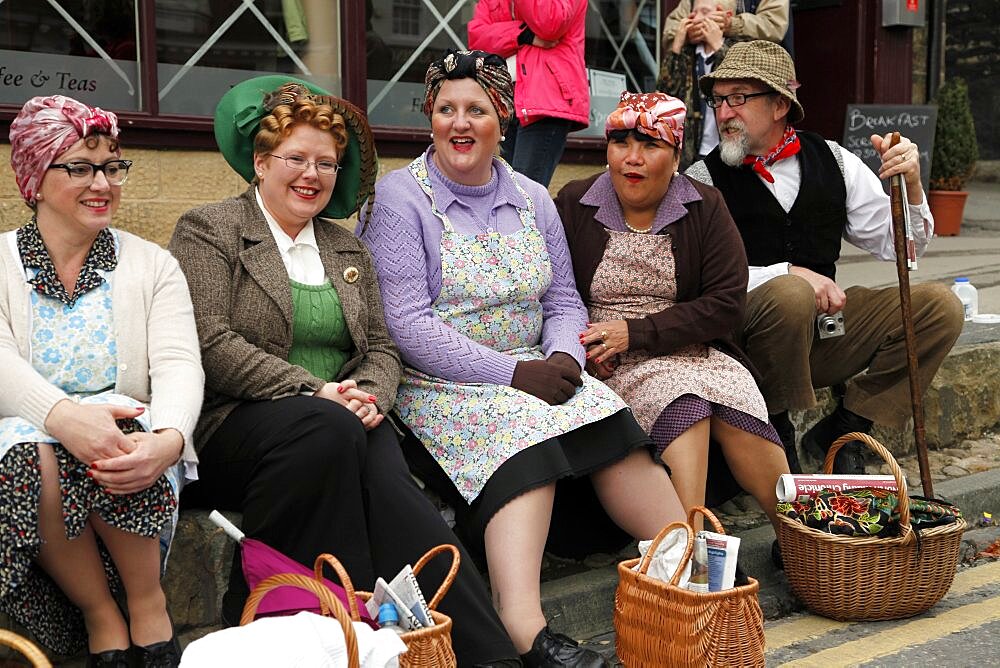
[395, 156, 626, 503]
[588, 230, 769, 433]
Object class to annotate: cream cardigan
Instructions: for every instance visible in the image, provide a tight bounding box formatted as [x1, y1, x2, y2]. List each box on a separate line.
[0, 228, 203, 467]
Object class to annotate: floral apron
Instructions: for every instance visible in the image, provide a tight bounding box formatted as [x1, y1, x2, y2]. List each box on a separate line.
[396, 156, 625, 503]
[588, 230, 768, 433]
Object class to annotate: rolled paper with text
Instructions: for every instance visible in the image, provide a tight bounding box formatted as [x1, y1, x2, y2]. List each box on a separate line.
[776, 474, 900, 503]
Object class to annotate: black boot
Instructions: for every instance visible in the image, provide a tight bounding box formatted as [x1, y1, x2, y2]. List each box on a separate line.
[771, 411, 802, 474]
[520, 626, 609, 668]
[801, 401, 872, 475]
[133, 636, 181, 668]
[87, 649, 130, 668]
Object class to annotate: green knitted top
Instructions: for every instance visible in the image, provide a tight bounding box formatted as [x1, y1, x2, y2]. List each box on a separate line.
[288, 279, 352, 380]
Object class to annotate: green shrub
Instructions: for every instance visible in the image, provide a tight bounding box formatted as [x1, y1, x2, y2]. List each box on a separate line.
[930, 78, 979, 191]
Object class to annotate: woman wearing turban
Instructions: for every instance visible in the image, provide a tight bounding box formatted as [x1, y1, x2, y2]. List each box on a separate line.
[358, 51, 685, 666]
[1, 96, 204, 666]
[555, 92, 790, 535]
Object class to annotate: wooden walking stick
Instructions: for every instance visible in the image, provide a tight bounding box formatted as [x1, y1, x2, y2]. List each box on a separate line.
[887, 131, 934, 497]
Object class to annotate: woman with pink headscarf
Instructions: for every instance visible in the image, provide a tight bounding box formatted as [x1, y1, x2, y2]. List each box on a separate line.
[0, 96, 203, 667]
[555, 92, 790, 532]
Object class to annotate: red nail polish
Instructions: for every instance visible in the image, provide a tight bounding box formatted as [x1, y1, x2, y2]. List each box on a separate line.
[368, 395, 377, 402]
[135, 406, 145, 413]
[585, 352, 591, 359]
[337, 385, 346, 393]
[90, 462, 98, 469]
[86, 470, 93, 478]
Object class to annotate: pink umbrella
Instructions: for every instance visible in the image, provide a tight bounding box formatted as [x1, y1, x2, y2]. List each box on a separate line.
[209, 511, 377, 628]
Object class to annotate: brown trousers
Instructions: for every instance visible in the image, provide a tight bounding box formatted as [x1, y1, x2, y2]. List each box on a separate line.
[741, 274, 964, 427]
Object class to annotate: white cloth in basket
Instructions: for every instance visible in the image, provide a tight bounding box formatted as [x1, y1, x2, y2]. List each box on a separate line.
[180, 611, 407, 667]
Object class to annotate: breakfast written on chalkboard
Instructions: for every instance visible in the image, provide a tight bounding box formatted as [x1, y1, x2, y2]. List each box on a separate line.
[842, 104, 937, 194]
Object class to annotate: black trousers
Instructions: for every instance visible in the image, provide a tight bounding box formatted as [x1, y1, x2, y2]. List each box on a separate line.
[182, 396, 516, 664]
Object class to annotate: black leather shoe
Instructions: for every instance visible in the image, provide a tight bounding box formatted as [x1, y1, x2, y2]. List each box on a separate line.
[133, 636, 181, 668]
[87, 649, 130, 668]
[801, 402, 871, 475]
[771, 411, 802, 474]
[520, 626, 609, 667]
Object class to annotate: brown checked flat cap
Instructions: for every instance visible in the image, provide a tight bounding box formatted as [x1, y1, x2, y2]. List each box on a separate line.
[699, 40, 804, 123]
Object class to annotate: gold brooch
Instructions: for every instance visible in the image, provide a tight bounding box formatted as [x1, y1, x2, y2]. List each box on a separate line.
[343, 266, 359, 283]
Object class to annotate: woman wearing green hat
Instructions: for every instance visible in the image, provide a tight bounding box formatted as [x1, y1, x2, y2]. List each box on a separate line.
[169, 77, 519, 665]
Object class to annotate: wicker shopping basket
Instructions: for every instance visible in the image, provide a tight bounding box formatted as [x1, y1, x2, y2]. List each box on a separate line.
[242, 573, 361, 667]
[315, 544, 458, 668]
[0, 629, 51, 668]
[777, 432, 967, 621]
[615, 506, 765, 668]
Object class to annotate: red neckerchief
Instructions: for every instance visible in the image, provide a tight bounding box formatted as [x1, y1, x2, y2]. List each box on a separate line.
[742, 126, 800, 183]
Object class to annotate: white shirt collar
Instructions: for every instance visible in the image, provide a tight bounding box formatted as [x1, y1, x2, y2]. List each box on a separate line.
[255, 187, 326, 284]
[256, 187, 319, 253]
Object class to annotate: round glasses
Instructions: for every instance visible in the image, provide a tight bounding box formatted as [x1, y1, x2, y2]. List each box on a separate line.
[48, 159, 132, 186]
[268, 153, 341, 175]
[704, 91, 778, 109]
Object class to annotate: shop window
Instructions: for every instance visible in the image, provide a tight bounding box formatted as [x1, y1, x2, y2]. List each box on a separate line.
[365, 0, 661, 136]
[0, 0, 142, 110]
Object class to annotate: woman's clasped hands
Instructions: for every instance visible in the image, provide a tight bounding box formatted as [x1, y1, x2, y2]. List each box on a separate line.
[580, 320, 629, 379]
[316, 378, 383, 430]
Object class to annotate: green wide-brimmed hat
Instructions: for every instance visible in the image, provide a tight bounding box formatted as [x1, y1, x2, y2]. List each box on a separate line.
[214, 74, 377, 219]
[699, 40, 805, 124]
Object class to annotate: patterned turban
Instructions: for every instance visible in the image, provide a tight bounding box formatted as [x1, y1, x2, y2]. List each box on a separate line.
[9, 95, 119, 207]
[422, 49, 514, 133]
[604, 92, 687, 149]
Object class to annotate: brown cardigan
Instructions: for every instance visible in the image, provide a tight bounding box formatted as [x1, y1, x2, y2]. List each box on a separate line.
[169, 187, 401, 450]
[554, 172, 751, 368]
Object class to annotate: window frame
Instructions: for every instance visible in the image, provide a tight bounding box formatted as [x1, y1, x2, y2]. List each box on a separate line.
[1, 0, 667, 158]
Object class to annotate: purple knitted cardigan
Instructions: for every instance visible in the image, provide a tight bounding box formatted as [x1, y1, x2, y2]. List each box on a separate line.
[357, 148, 587, 385]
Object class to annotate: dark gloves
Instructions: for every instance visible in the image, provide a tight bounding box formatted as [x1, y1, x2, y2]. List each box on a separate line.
[511, 354, 582, 405]
[517, 24, 536, 46]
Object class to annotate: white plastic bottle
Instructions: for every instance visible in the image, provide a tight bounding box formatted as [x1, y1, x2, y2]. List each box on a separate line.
[951, 277, 978, 321]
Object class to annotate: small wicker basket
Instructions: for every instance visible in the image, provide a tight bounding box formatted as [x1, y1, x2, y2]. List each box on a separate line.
[615, 506, 765, 668]
[777, 432, 967, 621]
[0, 629, 51, 668]
[315, 544, 458, 668]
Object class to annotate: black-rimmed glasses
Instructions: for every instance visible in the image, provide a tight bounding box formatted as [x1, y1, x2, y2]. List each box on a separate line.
[48, 160, 132, 186]
[704, 91, 778, 109]
[268, 154, 341, 175]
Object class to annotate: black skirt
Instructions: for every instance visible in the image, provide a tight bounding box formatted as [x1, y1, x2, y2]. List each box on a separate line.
[398, 408, 659, 563]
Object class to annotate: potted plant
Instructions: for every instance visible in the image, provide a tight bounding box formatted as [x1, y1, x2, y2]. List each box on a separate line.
[928, 77, 979, 236]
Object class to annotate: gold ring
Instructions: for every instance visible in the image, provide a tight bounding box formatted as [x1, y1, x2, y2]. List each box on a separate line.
[601, 343, 608, 352]
[601, 330, 608, 339]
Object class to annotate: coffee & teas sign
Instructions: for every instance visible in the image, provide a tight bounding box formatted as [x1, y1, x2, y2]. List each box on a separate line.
[0, 50, 138, 110]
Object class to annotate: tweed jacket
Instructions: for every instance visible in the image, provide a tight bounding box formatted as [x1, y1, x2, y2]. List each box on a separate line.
[169, 187, 401, 450]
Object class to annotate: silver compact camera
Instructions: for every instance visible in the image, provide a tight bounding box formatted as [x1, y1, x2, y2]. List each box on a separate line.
[816, 311, 845, 339]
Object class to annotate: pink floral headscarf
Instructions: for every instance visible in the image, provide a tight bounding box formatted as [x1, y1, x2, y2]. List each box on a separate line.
[8, 95, 120, 207]
[604, 92, 686, 149]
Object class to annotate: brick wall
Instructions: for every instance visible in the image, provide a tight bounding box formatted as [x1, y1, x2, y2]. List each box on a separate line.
[946, 1, 1000, 160]
[0, 146, 605, 245]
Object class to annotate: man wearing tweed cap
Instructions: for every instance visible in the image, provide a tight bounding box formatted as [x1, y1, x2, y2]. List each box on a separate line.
[686, 41, 963, 476]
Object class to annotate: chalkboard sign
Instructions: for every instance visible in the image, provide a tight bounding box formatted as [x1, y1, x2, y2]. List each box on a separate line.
[842, 104, 937, 194]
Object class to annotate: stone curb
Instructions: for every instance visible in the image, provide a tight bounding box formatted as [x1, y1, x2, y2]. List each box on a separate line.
[541, 468, 1000, 640]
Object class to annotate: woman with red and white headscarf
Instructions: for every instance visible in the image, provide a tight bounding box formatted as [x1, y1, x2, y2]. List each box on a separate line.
[556, 92, 790, 533]
[0, 96, 203, 667]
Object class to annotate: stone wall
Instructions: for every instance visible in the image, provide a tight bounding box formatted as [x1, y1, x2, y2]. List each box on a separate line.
[0, 145, 604, 245]
[945, 1, 1000, 160]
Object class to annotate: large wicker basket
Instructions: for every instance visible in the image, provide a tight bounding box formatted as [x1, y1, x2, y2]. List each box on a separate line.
[615, 506, 765, 667]
[777, 432, 967, 621]
[315, 545, 458, 668]
[0, 629, 51, 668]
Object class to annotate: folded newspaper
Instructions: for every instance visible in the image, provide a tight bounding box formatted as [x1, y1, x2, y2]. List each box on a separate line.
[776, 473, 900, 503]
[365, 564, 434, 631]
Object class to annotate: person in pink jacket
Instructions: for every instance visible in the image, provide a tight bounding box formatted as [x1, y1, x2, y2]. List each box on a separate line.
[468, 0, 589, 186]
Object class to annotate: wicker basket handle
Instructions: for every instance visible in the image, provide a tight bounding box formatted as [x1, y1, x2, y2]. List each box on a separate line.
[687, 505, 725, 534]
[240, 573, 360, 668]
[825, 432, 913, 540]
[636, 521, 695, 586]
[314, 553, 362, 621]
[0, 629, 51, 668]
[411, 543, 461, 611]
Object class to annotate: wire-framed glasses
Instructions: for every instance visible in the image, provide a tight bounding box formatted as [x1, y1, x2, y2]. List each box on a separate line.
[48, 160, 133, 186]
[268, 154, 341, 175]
